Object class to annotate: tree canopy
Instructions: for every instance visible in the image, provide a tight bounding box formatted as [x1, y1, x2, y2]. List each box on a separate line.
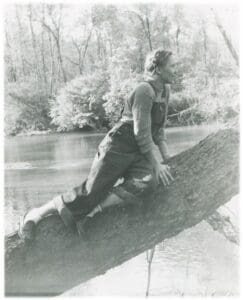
[4, 3, 239, 135]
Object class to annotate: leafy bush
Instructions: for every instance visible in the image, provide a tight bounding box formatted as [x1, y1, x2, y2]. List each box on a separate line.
[167, 72, 239, 126]
[50, 70, 110, 131]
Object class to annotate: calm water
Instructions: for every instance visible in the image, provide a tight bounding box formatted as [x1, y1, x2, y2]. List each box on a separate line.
[4, 124, 239, 296]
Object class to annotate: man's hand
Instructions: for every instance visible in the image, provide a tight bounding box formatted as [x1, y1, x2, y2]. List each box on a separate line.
[163, 154, 171, 162]
[154, 163, 174, 186]
[143, 148, 174, 186]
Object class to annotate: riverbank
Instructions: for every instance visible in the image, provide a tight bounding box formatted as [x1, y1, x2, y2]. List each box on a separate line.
[7, 127, 106, 138]
[6, 119, 225, 138]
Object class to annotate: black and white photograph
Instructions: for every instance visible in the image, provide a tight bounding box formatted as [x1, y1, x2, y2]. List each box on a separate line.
[3, 0, 240, 297]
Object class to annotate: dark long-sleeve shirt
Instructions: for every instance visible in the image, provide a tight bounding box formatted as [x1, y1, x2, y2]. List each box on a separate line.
[121, 81, 170, 154]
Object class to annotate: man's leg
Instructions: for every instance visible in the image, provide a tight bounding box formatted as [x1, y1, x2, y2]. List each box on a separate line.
[76, 155, 158, 235]
[84, 174, 156, 218]
[20, 144, 136, 238]
[62, 148, 136, 216]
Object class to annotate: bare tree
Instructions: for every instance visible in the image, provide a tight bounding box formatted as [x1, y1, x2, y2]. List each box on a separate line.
[66, 28, 93, 75]
[40, 4, 48, 94]
[28, 4, 42, 88]
[48, 31, 55, 94]
[173, 4, 187, 55]
[5, 25, 17, 82]
[15, 5, 27, 76]
[125, 9, 153, 51]
[211, 8, 239, 67]
[201, 19, 208, 86]
[42, 5, 67, 83]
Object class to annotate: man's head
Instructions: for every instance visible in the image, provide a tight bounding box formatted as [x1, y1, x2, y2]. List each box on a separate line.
[145, 49, 175, 84]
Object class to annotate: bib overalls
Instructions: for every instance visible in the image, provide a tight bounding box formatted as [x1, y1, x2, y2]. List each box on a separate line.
[61, 81, 169, 218]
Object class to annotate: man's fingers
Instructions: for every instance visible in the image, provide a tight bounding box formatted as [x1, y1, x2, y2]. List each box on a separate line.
[161, 176, 167, 186]
[164, 165, 174, 181]
[158, 172, 166, 186]
[160, 171, 169, 186]
[157, 165, 175, 187]
[165, 168, 174, 181]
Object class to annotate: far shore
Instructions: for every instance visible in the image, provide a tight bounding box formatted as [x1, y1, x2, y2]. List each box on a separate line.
[5, 120, 224, 138]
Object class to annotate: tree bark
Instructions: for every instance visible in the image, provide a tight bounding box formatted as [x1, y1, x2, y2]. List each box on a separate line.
[5, 125, 239, 296]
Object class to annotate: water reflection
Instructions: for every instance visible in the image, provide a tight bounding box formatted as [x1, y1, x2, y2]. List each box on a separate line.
[62, 221, 239, 297]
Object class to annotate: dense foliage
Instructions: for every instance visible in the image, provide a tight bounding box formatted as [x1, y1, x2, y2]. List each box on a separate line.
[4, 3, 239, 135]
[50, 70, 110, 131]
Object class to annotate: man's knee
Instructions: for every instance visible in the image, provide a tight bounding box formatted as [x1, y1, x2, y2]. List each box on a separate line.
[116, 173, 157, 201]
[62, 181, 90, 204]
[131, 173, 157, 196]
[62, 188, 78, 204]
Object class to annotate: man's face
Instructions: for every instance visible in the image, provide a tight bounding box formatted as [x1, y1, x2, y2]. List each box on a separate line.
[157, 55, 176, 84]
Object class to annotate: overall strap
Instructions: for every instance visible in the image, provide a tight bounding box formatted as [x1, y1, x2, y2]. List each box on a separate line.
[163, 84, 170, 127]
[143, 80, 169, 99]
[164, 84, 170, 102]
[145, 81, 170, 128]
[143, 81, 158, 97]
[120, 81, 157, 119]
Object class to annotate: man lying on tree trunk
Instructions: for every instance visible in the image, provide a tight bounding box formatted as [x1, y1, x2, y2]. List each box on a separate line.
[18, 48, 175, 240]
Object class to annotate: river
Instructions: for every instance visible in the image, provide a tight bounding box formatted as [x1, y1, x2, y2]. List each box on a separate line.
[4, 124, 239, 296]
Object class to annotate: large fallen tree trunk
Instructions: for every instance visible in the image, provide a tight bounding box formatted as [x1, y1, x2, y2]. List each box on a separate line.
[5, 125, 239, 296]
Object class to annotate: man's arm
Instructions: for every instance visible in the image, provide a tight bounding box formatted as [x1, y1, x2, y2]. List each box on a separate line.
[155, 84, 171, 162]
[132, 83, 160, 168]
[154, 127, 171, 162]
[132, 83, 174, 186]
[158, 139, 171, 162]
